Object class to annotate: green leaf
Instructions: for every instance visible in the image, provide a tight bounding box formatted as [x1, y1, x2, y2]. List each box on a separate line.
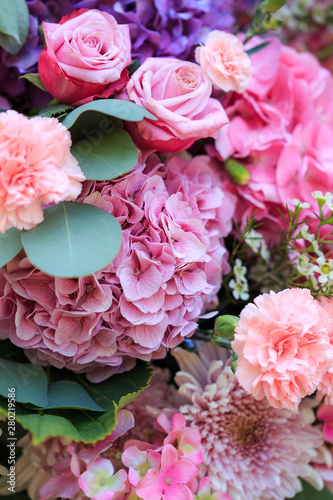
[80, 361, 153, 411]
[0, 359, 48, 407]
[0, 400, 82, 444]
[0, 0, 29, 55]
[71, 127, 139, 181]
[127, 59, 141, 77]
[0, 362, 152, 445]
[246, 41, 271, 56]
[293, 481, 333, 499]
[37, 102, 74, 119]
[0, 227, 22, 267]
[61, 99, 157, 132]
[21, 202, 122, 278]
[38, 381, 104, 411]
[19, 73, 47, 91]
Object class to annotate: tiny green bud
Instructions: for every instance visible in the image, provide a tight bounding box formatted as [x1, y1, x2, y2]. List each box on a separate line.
[224, 159, 250, 186]
[231, 352, 239, 374]
[261, 17, 283, 30]
[214, 315, 239, 341]
[262, 0, 287, 13]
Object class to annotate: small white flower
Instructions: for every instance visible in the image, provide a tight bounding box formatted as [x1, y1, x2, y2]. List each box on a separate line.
[233, 258, 247, 282]
[312, 256, 333, 284]
[245, 230, 270, 261]
[296, 254, 315, 278]
[325, 192, 333, 211]
[300, 224, 314, 242]
[311, 191, 333, 210]
[229, 278, 249, 301]
[291, 199, 310, 209]
[311, 191, 325, 201]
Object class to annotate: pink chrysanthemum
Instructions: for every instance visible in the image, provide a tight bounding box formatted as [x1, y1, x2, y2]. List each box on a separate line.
[0, 110, 85, 232]
[172, 344, 326, 500]
[0, 153, 235, 381]
[232, 288, 333, 411]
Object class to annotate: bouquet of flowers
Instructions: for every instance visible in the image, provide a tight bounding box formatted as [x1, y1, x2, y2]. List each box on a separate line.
[0, 0, 333, 499]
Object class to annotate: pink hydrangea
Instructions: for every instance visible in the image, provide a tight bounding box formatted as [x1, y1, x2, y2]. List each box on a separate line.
[214, 36, 333, 236]
[0, 153, 235, 381]
[0, 409, 134, 500]
[0, 110, 85, 232]
[78, 458, 128, 499]
[232, 288, 333, 411]
[2, 410, 203, 500]
[135, 443, 198, 500]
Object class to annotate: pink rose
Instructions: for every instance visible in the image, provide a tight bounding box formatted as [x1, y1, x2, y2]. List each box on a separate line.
[232, 288, 333, 411]
[0, 111, 85, 232]
[38, 9, 132, 106]
[125, 57, 228, 152]
[195, 31, 252, 93]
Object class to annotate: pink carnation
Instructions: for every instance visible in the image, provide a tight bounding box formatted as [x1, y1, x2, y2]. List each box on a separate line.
[0, 110, 85, 232]
[214, 37, 333, 236]
[232, 288, 333, 411]
[195, 31, 252, 94]
[0, 153, 235, 381]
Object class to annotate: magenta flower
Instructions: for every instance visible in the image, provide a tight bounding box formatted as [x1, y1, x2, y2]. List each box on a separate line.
[135, 443, 198, 500]
[317, 405, 333, 444]
[158, 413, 204, 465]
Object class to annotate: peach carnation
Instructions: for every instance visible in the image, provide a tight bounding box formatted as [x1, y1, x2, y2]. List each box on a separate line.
[195, 31, 252, 94]
[232, 288, 333, 411]
[0, 110, 85, 233]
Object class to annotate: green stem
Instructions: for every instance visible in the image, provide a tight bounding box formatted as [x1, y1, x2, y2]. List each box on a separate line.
[316, 43, 333, 62]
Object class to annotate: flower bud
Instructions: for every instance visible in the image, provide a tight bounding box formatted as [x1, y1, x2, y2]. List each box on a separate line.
[262, 0, 287, 13]
[231, 352, 239, 374]
[224, 159, 250, 185]
[214, 315, 239, 341]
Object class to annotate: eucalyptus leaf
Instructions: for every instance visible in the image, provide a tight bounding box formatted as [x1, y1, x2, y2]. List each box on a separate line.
[61, 98, 157, 132]
[0, 227, 22, 267]
[0, 0, 29, 54]
[40, 381, 104, 411]
[0, 359, 48, 407]
[71, 127, 139, 180]
[19, 73, 47, 91]
[21, 202, 122, 278]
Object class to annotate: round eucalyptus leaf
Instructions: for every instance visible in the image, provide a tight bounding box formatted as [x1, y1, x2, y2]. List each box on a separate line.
[71, 127, 138, 181]
[0, 227, 23, 267]
[21, 202, 122, 278]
